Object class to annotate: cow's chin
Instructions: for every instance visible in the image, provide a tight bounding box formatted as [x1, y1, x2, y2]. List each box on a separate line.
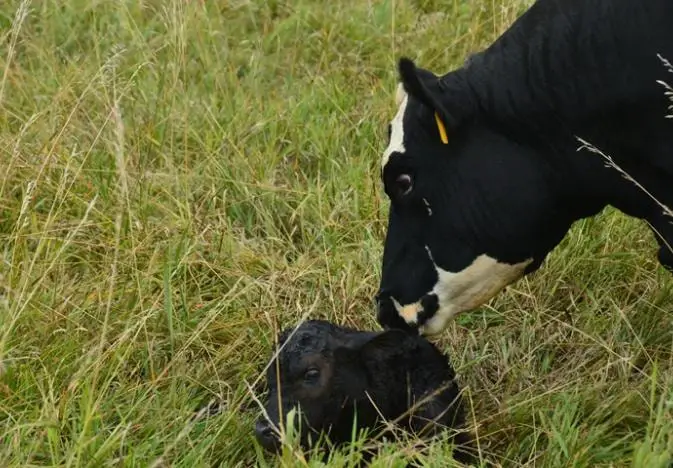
[418, 310, 456, 336]
[396, 253, 533, 336]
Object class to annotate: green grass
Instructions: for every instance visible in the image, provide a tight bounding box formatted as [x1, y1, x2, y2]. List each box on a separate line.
[1, 0, 672, 466]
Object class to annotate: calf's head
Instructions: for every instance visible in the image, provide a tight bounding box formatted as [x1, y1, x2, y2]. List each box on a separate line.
[376, 58, 577, 335]
[255, 320, 392, 452]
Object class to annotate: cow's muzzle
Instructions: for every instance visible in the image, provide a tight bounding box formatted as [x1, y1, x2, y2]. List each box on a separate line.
[376, 291, 440, 333]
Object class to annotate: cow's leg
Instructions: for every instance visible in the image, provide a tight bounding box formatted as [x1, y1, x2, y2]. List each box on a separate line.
[656, 237, 673, 272]
[648, 213, 673, 272]
[616, 168, 673, 273]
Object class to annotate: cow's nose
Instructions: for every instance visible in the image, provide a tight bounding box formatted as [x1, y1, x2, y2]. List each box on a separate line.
[255, 420, 280, 452]
[376, 294, 417, 332]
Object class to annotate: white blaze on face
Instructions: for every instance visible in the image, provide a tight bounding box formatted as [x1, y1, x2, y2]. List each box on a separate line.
[381, 85, 408, 169]
[391, 252, 532, 336]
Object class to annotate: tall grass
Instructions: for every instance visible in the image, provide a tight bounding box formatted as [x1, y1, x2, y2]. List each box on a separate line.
[1, 0, 672, 466]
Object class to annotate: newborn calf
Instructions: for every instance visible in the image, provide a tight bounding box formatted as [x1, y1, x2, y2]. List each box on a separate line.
[254, 320, 471, 462]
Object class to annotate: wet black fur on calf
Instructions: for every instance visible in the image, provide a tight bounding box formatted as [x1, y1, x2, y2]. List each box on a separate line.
[255, 320, 472, 464]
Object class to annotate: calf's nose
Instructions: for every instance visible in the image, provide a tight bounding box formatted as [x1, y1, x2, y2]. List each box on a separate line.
[254, 420, 280, 452]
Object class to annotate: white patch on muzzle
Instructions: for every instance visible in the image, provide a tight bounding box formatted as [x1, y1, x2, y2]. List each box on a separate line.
[391, 252, 532, 336]
[381, 85, 408, 169]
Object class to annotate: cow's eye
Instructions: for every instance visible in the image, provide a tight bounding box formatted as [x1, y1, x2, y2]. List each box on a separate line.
[395, 173, 413, 197]
[303, 368, 320, 383]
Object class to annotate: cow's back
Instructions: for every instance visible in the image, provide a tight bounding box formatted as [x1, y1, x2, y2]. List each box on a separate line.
[460, 0, 673, 170]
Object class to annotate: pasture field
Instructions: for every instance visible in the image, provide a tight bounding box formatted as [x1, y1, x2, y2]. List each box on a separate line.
[1, 0, 673, 466]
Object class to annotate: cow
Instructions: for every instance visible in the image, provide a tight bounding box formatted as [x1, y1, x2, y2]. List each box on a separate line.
[375, 0, 673, 336]
[254, 320, 472, 463]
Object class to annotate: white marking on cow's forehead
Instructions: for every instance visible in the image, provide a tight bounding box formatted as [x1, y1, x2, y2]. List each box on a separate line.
[381, 87, 408, 170]
[391, 250, 532, 336]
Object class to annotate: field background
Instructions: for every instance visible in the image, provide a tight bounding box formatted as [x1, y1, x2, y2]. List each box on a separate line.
[1, 0, 673, 466]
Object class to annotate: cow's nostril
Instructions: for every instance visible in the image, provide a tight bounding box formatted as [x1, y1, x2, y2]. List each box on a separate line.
[376, 297, 389, 323]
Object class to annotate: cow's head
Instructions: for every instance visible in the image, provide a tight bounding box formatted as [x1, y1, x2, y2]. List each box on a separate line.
[376, 58, 579, 335]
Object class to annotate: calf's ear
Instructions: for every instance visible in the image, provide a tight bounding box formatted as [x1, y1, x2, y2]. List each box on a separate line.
[333, 345, 359, 365]
[359, 329, 410, 360]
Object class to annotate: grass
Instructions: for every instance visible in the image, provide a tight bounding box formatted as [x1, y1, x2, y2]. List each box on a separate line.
[1, 0, 672, 466]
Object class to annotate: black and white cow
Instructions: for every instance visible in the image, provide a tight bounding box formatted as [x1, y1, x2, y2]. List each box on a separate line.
[376, 0, 673, 336]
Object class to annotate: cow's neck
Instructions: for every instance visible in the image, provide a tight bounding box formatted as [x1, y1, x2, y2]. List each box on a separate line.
[449, 0, 673, 270]
[458, 1, 671, 133]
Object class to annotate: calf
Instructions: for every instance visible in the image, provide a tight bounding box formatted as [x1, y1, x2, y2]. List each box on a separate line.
[254, 320, 471, 463]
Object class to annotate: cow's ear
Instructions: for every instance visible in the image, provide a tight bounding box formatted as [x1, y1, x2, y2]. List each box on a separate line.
[398, 57, 458, 129]
[398, 57, 471, 134]
[398, 57, 439, 109]
[359, 329, 409, 360]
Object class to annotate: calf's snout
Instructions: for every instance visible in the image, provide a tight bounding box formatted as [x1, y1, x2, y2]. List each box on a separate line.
[254, 419, 280, 452]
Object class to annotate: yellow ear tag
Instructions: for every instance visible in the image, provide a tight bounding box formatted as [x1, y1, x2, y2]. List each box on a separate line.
[434, 112, 449, 144]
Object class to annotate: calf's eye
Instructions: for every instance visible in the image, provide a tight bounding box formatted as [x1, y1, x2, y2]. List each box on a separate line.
[303, 368, 320, 383]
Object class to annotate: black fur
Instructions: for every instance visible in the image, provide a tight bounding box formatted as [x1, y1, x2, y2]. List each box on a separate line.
[254, 320, 472, 464]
